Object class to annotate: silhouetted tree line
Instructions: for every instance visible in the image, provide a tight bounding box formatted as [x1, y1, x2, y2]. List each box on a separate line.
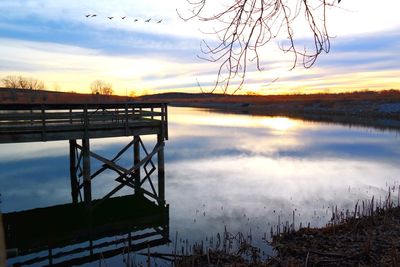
[1, 75, 45, 90]
[90, 80, 114, 95]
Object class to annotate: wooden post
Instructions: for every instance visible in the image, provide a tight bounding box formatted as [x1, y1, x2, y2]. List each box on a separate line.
[41, 105, 46, 141]
[157, 134, 165, 205]
[48, 247, 53, 265]
[82, 138, 92, 206]
[0, 212, 6, 267]
[134, 136, 141, 195]
[69, 140, 79, 204]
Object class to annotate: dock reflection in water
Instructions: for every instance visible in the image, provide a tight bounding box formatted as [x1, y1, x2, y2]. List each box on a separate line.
[4, 194, 169, 266]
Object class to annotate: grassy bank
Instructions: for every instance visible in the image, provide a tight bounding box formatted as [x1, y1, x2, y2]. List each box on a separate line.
[138, 90, 400, 131]
[268, 197, 400, 266]
[153, 191, 400, 267]
[162, 206, 400, 266]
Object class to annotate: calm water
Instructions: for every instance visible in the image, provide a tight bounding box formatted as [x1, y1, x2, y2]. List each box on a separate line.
[1, 107, 400, 265]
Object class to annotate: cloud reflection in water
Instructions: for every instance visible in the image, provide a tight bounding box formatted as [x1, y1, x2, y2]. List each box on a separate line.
[0, 107, 400, 249]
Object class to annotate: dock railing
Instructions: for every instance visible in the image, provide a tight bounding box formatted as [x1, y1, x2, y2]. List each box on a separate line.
[0, 103, 168, 143]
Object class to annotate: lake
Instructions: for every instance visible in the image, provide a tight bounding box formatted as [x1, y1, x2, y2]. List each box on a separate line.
[1, 106, 400, 265]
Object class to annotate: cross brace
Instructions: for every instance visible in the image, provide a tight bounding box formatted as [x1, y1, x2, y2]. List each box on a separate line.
[69, 135, 165, 208]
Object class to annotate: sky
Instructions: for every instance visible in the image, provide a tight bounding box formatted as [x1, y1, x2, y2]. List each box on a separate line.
[0, 0, 399, 95]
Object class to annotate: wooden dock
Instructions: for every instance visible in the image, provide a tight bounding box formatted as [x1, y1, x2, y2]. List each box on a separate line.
[0, 103, 168, 143]
[0, 102, 168, 206]
[0, 102, 170, 265]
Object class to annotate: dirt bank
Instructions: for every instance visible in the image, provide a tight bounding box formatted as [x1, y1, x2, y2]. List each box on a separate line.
[267, 206, 400, 266]
[138, 90, 400, 130]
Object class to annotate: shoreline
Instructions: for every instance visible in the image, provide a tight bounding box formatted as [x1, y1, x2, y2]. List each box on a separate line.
[136, 90, 400, 131]
[2, 88, 400, 130]
[169, 101, 400, 132]
[267, 206, 400, 266]
[170, 204, 400, 266]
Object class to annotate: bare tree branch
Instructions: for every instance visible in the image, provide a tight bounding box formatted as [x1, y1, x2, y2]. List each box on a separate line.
[179, 0, 336, 94]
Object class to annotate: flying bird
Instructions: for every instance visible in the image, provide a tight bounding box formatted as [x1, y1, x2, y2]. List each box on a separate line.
[145, 18, 151, 22]
[108, 16, 114, 20]
[121, 16, 126, 19]
[134, 19, 138, 22]
[157, 19, 162, 23]
[91, 14, 97, 17]
[85, 14, 91, 17]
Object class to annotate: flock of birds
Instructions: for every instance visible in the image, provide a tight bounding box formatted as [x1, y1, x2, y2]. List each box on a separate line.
[85, 14, 163, 23]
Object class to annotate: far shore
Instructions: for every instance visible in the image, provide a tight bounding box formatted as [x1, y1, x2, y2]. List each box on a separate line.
[1, 88, 400, 130]
[170, 101, 400, 132]
[138, 90, 400, 131]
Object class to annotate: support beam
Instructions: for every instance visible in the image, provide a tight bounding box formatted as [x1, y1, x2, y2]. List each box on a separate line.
[134, 136, 141, 195]
[96, 142, 164, 205]
[0, 213, 5, 267]
[82, 138, 92, 206]
[73, 135, 165, 208]
[69, 140, 79, 204]
[157, 134, 165, 205]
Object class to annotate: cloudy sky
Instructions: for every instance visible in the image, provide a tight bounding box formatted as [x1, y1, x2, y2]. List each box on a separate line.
[0, 0, 399, 95]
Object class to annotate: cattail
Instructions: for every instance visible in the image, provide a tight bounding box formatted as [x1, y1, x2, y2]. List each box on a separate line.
[292, 210, 295, 232]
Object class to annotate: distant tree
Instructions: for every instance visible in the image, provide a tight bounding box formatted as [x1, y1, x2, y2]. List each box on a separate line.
[90, 80, 102, 94]
[26, 78, 45, 90]
[18, 76, 29, 89]
[1, 75, 45, 90]
[180, 0, 338, 94]
[90, 80, 114, 95]
[1, 75, 19, 89]
[102, 85, 113, 95]
[246, 91, 260, 96]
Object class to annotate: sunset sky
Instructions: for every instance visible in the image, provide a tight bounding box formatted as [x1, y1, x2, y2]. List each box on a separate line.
[0, 0, 399, 95]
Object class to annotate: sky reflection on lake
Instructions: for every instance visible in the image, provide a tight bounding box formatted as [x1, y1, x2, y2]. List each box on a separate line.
[1, 107, 400, 262]
[166, 108, 400, 236]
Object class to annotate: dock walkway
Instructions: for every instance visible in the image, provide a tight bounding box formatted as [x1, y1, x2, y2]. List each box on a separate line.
[0, 103, 168, 143]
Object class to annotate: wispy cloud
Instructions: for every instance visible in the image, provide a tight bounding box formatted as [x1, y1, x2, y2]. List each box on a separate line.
[0, 0, 399, 94]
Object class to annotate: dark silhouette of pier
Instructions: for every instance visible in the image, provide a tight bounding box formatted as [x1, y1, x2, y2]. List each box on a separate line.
[4, 194, 169, 266]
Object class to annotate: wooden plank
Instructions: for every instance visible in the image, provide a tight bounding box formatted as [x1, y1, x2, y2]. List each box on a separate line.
[157, 135, 165, 204]
[69, 140, 79, 204]
[98, 142, 164, 203]
[82, 138, 91, 205]
[0, 126, 162, 144]
[134, 136, 141, 194]
[0, 120, 160, 133]
[0, 212, 5, 267]
[88, 139, 135, 183]
[0, 102, 167, 110]
[75, 143, 129, 174]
